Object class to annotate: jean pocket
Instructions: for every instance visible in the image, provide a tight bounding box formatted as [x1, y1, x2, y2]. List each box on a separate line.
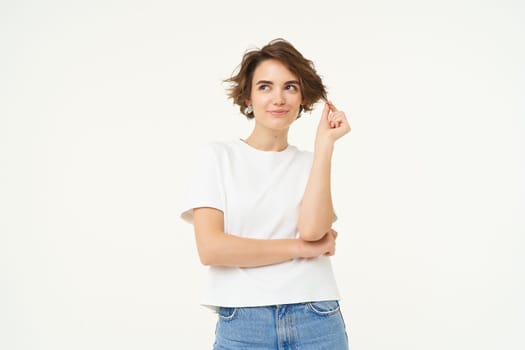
[306, 300, 340, 316]
[217, 306, 237, 321]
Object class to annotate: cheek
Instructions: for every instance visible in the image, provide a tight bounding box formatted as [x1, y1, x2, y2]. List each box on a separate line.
[253, 95, 271, 107]
[290, 94, 302, 106]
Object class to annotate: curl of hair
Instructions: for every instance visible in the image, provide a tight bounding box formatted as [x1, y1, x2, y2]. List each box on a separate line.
[224, 38, 327, 119]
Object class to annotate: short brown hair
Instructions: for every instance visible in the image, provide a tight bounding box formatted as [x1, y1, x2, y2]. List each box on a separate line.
[224, 38, 327, 119]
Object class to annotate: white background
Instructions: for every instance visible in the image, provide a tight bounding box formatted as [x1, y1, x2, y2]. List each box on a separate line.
[1, 0, 524, 349]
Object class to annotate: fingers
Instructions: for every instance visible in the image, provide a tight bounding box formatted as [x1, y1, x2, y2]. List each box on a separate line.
[324, 245, 335, 256]
[329, 114, 342, 128]
[327, 100, 339, 112]
[330, 112, 350, 131]
[325, 101, 346, 129]
[327, 229, 337, 256]
[325, 241, 336, 256]
[325, 228, 337, 238]
[302, 229, 338, 257]
[321, 99, 351, 132]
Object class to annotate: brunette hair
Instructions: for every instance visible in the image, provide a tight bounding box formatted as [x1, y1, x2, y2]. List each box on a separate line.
[224, 38, 327, 119]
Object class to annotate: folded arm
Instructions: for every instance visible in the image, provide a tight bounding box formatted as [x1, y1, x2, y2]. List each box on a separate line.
[193, 207, 336, 267]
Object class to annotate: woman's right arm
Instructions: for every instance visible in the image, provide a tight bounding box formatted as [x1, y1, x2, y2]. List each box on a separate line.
[193, 207, 336, 268]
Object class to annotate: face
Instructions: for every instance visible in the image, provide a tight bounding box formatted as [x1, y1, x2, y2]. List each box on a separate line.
[246, 59, 302, 131]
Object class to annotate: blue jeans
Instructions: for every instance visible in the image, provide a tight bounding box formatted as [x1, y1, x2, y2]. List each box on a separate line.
[213, 300, 350, 349]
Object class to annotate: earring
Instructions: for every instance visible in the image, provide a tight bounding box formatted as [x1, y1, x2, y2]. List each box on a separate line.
[245, 105, 253, 114]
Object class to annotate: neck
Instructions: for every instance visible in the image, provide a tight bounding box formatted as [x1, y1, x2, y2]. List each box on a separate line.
[244, 124, 289, 152]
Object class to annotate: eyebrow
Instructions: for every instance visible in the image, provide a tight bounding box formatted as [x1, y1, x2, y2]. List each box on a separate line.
[255, 80, 300, 85]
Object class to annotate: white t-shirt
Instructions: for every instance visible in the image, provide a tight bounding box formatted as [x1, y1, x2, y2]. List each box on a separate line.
[180, 138, 340, 310]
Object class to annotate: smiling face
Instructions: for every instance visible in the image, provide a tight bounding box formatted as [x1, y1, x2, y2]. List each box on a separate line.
[246, 59, 303, 131]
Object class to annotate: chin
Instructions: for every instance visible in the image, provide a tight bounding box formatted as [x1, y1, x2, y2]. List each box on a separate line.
[255, 114, 295, 129]
[266, 120, 294, 130]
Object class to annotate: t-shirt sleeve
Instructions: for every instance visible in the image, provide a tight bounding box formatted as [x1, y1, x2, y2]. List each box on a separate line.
[179, 143, 225, 225]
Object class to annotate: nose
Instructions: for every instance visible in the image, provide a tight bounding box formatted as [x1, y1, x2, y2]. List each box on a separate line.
[272, 89, 285, 105]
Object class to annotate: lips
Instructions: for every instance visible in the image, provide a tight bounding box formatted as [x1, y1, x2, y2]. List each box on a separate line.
[268, 109, 289, 117]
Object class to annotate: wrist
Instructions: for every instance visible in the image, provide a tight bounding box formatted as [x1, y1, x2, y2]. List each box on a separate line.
[314, 139, 334, 153]
[294, 239, 303, 258]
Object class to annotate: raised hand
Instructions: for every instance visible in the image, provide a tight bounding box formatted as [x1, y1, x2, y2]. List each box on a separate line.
[315, 101, 351, 148]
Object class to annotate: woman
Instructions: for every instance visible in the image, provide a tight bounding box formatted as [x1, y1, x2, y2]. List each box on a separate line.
[180, 38, 351, 349]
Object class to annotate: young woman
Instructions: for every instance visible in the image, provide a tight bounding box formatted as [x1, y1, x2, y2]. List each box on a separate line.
[180, 38, 351, 349]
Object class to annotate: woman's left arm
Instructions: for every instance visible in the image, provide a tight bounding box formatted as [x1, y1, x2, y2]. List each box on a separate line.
[298, 101, 351, 241]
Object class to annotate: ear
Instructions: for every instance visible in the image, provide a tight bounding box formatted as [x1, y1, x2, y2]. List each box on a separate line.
[245, 98, 251, 107]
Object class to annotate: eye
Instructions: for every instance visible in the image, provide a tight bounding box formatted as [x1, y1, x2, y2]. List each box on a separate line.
[258, 84, 270, 91]
[286, 84, 299, 91]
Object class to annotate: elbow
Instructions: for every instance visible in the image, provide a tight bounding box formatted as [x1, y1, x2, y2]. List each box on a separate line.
[197, 249, 210, 266]
[194, 229, 224, 266]
[298, 217, 334, 241]
[197, 247, 216, 266]
[298, 224, 326, 241]
[299, 230, 326, 242]
[196, 239, 226, 266]
[199, 256, 213, 266]
[298, 222, 332, 242]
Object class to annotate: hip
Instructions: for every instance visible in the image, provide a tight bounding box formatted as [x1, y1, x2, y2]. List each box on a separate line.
[213, 300, 349, 350]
